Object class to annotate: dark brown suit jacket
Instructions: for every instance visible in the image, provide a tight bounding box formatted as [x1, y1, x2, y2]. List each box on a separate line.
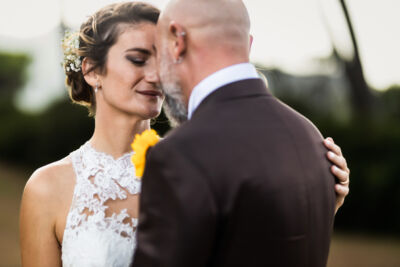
[133, 79, 336, 267]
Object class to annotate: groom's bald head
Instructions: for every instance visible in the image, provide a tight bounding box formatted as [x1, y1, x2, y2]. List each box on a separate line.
[156, 0, 253, 123]
[159, 0, 251, 53]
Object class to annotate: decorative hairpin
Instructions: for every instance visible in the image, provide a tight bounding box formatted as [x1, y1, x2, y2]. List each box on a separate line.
[61, 31, 82, 73]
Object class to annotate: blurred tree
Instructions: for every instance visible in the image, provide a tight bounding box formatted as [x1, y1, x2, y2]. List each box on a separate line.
[339, 0, 375, 117]
[0, 51, 34, 166]
[0, 52, 30, 99]
[380, 85, 400, 119]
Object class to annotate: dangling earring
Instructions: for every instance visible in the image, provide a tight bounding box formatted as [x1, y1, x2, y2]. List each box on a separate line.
[94, 83, 99, 93]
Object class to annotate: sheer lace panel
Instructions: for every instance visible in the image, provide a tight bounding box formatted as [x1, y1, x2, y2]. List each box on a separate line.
[62, 142, 141, 267]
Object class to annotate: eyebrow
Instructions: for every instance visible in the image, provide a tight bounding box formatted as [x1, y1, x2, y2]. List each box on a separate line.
[125, 48, 152, 55]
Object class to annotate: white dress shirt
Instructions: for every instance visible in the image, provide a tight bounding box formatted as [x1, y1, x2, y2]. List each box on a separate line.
[188, 63, 260, 119]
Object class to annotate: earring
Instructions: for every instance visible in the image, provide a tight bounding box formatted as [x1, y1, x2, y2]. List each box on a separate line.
[174, 57, 183, 64]
[178, 32, 186, 37]
[94, 83, 99, 93]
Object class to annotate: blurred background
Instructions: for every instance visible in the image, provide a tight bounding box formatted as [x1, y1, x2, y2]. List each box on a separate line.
[0, 0, 399, 266]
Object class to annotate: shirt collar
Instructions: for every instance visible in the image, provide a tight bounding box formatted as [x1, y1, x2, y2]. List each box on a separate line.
[188, 63, 260, 119]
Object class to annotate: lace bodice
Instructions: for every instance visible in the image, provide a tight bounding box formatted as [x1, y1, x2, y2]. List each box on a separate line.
[62, 142, 141, 267]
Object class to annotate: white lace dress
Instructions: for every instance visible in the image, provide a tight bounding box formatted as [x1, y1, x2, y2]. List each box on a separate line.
[62, 142, 141, 267]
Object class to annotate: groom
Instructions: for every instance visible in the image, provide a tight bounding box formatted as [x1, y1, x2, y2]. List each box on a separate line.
[133, 0, 343, 266]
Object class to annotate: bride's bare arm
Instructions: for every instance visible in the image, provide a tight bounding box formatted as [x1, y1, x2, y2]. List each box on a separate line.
[20, 167, 62, 267]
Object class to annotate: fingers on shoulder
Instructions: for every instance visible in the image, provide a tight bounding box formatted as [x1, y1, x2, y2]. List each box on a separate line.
[324, 140, 342, 156]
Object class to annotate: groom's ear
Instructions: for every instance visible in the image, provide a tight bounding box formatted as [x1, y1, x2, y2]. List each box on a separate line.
[169, 21, 187, 62]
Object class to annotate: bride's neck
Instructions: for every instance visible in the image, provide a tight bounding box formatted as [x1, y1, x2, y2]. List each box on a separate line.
[89, 108, 150, 159]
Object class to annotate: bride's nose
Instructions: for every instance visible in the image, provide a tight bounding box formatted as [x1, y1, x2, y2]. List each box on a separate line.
[144, 61, 160, 84]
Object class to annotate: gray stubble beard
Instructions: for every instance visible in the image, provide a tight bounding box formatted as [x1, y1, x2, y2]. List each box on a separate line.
[159, 59, 188, 127]
[162, 88, 188, 128]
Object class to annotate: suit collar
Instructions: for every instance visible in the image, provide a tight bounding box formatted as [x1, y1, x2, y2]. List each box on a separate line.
[190, 78, 272, 119]
[188, 63, 260, 119]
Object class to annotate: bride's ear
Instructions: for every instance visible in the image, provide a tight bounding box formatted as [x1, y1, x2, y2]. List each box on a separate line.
[82, 57, 100, 88]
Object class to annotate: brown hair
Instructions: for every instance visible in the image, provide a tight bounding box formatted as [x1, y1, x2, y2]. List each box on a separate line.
[64, 2, 160, 115]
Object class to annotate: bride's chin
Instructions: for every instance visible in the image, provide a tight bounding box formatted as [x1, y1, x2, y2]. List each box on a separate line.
[147, 110, 162, 119]
[145, 104, 163, 118]
[136, 108, 162, 120]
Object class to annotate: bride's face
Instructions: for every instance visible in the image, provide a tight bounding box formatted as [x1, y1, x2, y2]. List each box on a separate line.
[97, 23, 164, 119]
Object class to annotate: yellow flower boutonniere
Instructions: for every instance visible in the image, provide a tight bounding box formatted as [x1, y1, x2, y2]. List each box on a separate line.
[131, 129, 160, 178]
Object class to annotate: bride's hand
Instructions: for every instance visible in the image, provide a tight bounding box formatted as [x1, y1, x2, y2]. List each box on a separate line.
[324, 137, 350, 214]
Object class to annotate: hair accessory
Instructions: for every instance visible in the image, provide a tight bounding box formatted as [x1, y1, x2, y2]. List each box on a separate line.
[62, 31, 82, 73]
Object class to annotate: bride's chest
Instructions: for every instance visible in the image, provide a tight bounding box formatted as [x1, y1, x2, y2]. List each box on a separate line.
[58, 142, 141, 247]
[56, 191, 140, 245]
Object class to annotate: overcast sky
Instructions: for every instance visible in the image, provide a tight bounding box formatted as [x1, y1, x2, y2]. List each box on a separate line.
[0, 0, 399, 110]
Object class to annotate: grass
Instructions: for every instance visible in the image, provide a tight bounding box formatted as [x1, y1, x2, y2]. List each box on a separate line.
[328, 232, 400, 267]
[0, 163, 399, 267]
[0, 163, 29, 267]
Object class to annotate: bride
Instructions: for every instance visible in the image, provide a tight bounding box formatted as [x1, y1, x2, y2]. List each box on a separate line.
[19, 2, 350, 267]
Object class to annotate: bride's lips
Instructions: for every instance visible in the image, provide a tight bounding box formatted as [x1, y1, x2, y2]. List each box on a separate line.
[136, 89, 163, 98]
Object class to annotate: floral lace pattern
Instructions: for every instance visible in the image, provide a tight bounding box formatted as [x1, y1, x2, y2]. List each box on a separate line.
[62, 142, 141, 267]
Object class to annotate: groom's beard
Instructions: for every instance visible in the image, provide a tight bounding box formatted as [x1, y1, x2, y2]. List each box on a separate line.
[162, 85, 188, 128]
[159, 55, 188, 127]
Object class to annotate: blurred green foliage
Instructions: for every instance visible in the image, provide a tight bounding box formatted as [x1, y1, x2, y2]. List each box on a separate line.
[0, 51, 399, 235]
[0, 52, 30, 98]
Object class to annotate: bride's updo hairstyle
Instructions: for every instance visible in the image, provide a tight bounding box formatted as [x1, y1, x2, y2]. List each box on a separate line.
[62, 2, 160, 115]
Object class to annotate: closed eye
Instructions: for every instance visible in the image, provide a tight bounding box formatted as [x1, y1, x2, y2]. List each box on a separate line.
[126, 56, 146, 66]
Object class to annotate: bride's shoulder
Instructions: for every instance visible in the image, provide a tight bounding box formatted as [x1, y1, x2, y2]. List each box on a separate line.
[20, 157, 76, 242]
[22, 156, 75, 208]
